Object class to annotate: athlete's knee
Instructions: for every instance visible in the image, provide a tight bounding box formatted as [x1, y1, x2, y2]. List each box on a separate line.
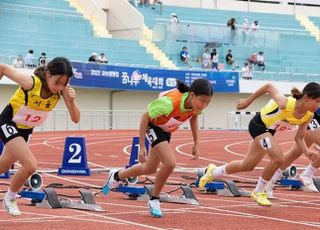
[24, 160, 37, 175]
[162, 162, 176, 172]
[241, 163, 255, 172]
[144, 167, 157, 174]
[273, 154, 284, 166]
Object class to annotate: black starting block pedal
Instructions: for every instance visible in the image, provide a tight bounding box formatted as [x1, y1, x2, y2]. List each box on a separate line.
[312, 177, 320, 192]
[59, 189, 103, 212]
[36, 188, 62, 209]
[217, 180, 250, 197]
[141, 184, 199, 205]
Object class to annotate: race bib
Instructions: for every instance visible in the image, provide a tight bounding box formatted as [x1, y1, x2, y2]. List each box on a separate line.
[269, 120, 297, 132]
[12, 106, 52, 127]
[308, 118, 320, 130]
[157, 117, 185, 132]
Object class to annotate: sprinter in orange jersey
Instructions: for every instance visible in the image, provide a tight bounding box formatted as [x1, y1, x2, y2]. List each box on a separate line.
[104, 78, 213, 218]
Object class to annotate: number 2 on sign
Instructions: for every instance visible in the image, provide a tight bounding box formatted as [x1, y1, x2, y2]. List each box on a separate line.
[68, 143, 82, 163]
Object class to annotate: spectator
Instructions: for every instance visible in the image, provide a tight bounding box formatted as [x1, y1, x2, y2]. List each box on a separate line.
[257, 51, 266, 71]
[227, 17, 237, 45]
[202, 48, 211, 69]
[210, 48, 219, 71]
[12, 55, 24, 68]
[242, 18, 250, 45]
[225, 49, 237, 70]
[250, 20, 259, 47]
[97, 53, 108, 64]
[180, 46, 192, 67]
[140, 0, 149, 7]
[248, 52, 257, 65]
[24, 49, 35, 68]
[242, 62, 253, 80]
[170, 12, 179, 25]
[38, 52, 47, 67]
[151, 0, 163, 14]
[88, 52, 97, 62]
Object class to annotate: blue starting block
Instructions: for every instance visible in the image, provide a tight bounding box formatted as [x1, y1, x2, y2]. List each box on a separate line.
[279, 178, 302, 189]
[194, 180, 225, 192]
[19, 190, 46, 202]
[0, 140, 10, 178]
[117, 185, 146, 195]
[58, 137, 90, 176]
[126, 136, 150, 168]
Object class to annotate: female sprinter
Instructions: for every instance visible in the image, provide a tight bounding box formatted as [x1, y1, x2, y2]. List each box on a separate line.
[104, 78, 213, 217]
[199, 82, 320, 207]
[0, 57, 80, 215]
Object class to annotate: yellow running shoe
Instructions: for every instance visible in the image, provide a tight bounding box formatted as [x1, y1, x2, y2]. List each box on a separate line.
[199, 164, 216, 189]
[251, 191, 272, 207]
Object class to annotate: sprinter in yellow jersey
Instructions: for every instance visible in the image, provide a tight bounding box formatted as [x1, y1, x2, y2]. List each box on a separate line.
[266, 108, 320, 197]
[199, 82, 320, 207]
[0, 57, 80, 216]
[104, 78, 213, 218]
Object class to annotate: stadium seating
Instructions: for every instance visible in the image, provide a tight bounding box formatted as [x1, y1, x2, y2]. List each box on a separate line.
[0, 1, 159, 66]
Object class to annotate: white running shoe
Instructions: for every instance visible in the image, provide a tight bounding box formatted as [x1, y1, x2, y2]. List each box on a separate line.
[102, 169, 121, 195]
[299, 174, 318, 193]
[148, 198, 162, 218]
[265, 182, 276, 199]
[2, 194, 21, 216]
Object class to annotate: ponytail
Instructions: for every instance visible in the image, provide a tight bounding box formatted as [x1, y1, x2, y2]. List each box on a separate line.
[291, 87, 303, 100]
[176, 79, 190, 93]
[33, 66, 46, 79]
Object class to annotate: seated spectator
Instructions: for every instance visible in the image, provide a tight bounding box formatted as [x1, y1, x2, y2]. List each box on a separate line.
[257, 51, 266, 71]
[248, 52, 257, 65]
[38, 52, 47, 67]
[170, 12, 179, 25]
[24, 49, 35, 68]
[12, 55, 24, 68]
[242, 62, 253, 80]
[210, 48, 219, 71]
[97, 53, 108, 64]
[180, 46, 192, 67]
[88, 52, 97, 62]
[225, 49, 237, 70]
[202, 48, 211, 69]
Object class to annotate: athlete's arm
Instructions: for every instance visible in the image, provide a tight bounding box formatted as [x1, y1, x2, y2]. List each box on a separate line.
[138, 112, 150, 163]
[62, 85, 80, 123]
[295, 116, 318, 161]
[189, 115, 199, 159]
[236, 83, 287, 110]
[0, 64, 34, 90]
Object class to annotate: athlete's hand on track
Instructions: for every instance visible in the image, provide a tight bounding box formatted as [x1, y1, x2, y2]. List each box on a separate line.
[191, 144, 199, 160]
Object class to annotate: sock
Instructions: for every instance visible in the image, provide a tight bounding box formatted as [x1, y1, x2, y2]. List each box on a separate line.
[270, 169, 283, 185]
[213, 165, 227, 177]
[5, 189, 17, 200]
[114, 171, 120, 181]
[302, 163, 316, 177]
[150, 195, 160, 200]
[255, 177, 268, 193]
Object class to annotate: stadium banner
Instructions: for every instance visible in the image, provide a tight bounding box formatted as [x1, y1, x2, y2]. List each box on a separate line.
[71, 61, 239, 93]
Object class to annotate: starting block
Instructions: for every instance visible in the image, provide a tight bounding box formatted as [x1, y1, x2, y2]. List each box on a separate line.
[140, 184, 199, 205]
[278, 165, 302, 190]
[58, 137, 90, 176]
[312, 177, 320, 192]
[116, 184, 146, 199]
[195, 168, 249, 197]
[35, 188, 103, 212]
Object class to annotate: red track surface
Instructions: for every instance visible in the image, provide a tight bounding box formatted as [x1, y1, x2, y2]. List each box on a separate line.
[1, 130, 320, 230]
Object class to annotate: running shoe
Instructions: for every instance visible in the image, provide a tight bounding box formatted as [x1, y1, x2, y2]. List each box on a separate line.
[199, 164, 216, 189]
[251, 191, 272, 207]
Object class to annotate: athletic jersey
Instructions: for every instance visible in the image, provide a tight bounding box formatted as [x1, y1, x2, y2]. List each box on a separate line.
[260, 97, 313, 132]
[8, 75, 60, 129]
[147, 89, 198, 133]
